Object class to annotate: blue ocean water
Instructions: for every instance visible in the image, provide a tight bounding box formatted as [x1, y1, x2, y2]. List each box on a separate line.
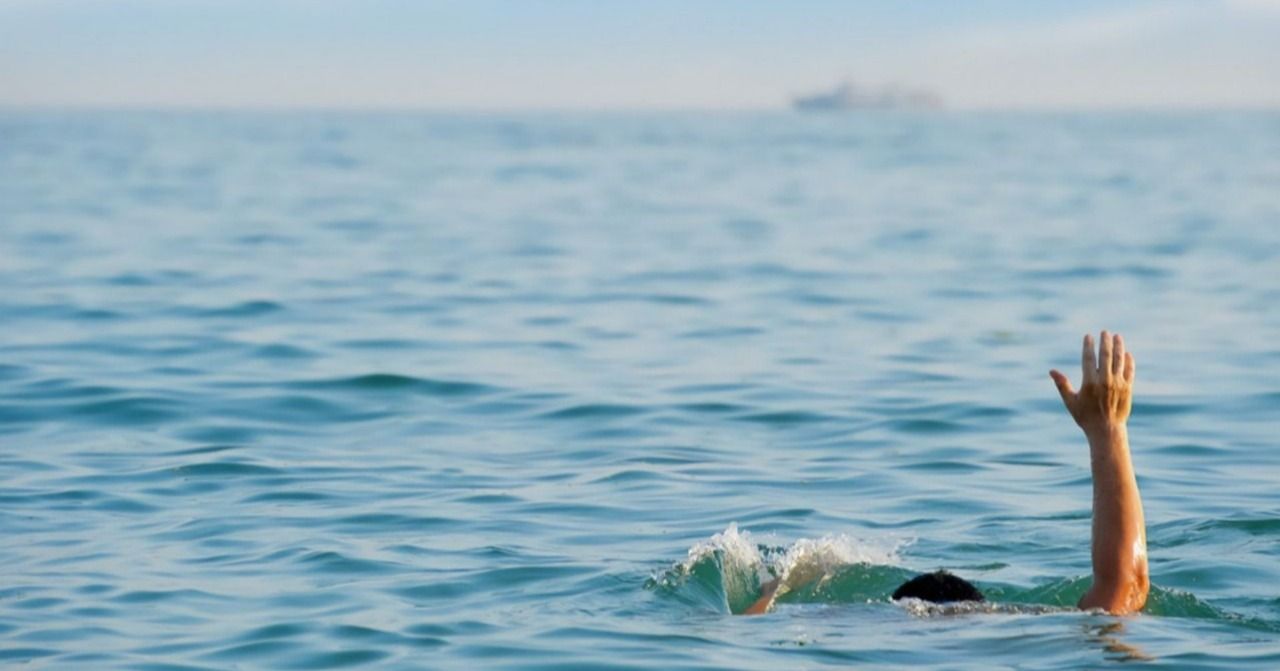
[1, 110, 1278, 669]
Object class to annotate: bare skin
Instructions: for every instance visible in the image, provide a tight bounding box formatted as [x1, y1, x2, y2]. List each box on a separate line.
[744, 331, 1149, 616]
[743, 560, 820, 615]
[743, 579, 783, 615]
[1051, 331, 1149, 615]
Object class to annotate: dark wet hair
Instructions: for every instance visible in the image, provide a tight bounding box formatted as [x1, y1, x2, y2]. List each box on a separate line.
[892, 570, 985, 603]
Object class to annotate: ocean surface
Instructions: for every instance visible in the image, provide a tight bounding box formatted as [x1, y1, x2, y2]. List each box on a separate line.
[1, 110, 1278, 670]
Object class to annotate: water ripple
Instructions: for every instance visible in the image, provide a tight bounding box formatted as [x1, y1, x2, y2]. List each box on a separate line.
[288, 373, 497, 396]
[2, 111, 1277, 670]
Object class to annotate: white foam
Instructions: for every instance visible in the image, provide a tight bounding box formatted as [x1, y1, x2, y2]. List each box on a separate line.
[673, 523, 907, 587]
[676, 522, 770, 584]
[772, 532, 906, 586]
[896, 598, 1070, 617]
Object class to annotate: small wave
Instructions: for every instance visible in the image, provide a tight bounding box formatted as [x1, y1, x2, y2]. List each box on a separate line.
[329, 513, 463, 533]
[192, 300, 284, 318]
[282, 649, 390, 669]
[578, 292, 712, 307]
[900, 460, 987, 474]
[290, 374, 495, 397]
[250, 343, 317, 360]
[70, 307, 124, 321]
[103, 272, 155, 286]
[993, 578, 1273, 627]
[204, 639, 301, 663]
[588, 469, 668, 485]
[244, 394, 389, 424]
[175, 425, 258, 444]
[337, 338, 422, 350]
[1152, 442, 1226, 457]
[673, 402, 748, 415]
[242, 490, 331, 503]
[160, 444, 242, 457]
[541, 403, 647, 420]
[168, 461, 283, 478]
[883, 418, 966, 434]
[234, 622, 314, 642]
[737, 410, 834, 426]
[678, 326, 763, 339]
[35, 489, 157, 514]
[1194, 515, 1280, 536]
[296, 550, 399, 575]
[111, 588, 224, 604]
[69, 396, 183, 426]
[1132, 400, 1197, 416]
[9, 379, 126, 400]
[0, 648, 58, 663]
[665, 382, 752, 395]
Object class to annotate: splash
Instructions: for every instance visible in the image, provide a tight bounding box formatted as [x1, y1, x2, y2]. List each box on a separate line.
[774, 532, 905, 583]
[679, 523, 769, 581]
[646, 523, 769, 614]
[647, 524, 910, 614]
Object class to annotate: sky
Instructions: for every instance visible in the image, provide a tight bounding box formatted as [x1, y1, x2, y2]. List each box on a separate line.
[1, 0, 1278, 110]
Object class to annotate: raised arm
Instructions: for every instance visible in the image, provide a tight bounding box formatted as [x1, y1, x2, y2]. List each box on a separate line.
[1050, 331, 1148, 614]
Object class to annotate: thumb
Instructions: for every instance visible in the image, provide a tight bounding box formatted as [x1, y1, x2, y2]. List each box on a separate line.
[1049, 370, 1075, 405]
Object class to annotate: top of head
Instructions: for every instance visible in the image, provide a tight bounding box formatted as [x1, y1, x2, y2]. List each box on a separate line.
[892, 570, 985, 603]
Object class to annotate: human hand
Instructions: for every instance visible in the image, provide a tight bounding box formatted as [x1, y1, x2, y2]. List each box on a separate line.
[1049, 331, 1134, 436]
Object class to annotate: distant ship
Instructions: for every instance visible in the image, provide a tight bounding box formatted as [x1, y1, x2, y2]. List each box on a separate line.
[792, 81, 942, 111]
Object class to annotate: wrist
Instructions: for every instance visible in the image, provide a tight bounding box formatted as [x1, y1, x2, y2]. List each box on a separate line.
[1085, 422, 1128, 448]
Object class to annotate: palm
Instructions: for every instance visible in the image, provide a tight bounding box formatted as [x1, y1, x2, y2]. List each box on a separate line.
[1049, 331, 1134, 432]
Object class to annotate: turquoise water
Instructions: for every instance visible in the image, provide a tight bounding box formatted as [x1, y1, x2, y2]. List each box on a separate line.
[1, 110, 1278, 669]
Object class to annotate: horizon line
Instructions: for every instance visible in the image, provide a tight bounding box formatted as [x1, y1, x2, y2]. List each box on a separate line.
[3, 101, 1280, 115]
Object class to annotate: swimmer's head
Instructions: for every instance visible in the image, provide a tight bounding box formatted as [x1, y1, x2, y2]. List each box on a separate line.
[892, 570, 985, 603]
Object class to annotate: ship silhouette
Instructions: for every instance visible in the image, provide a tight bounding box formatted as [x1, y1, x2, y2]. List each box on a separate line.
[793, 81, 942, 111]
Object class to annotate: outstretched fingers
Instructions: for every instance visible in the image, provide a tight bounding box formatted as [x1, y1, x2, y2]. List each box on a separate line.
[1049, 369, 1075, 406]
[1099, 330, 1113, 382]
[1082, 334, 1097, 384]
[1124, 351, 1135, 383]
[1112, 334, 1126, 379]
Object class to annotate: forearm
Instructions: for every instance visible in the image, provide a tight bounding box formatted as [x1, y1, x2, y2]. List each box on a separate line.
[743, 579, 783, 615]
[1083, 424, 1148, 611]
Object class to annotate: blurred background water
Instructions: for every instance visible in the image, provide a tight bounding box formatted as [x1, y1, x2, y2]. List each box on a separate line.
[1, 110, 1278, 669]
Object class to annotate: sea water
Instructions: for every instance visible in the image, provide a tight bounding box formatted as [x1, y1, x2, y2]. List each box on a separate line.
[1, 110, 1278, 669]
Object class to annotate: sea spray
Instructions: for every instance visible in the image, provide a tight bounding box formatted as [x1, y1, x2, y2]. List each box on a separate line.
[649, 524, 911, 613]
[646, 523, 770, 613]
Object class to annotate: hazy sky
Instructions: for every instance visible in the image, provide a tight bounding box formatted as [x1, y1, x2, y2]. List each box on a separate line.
[2, 0, 1279, 110]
